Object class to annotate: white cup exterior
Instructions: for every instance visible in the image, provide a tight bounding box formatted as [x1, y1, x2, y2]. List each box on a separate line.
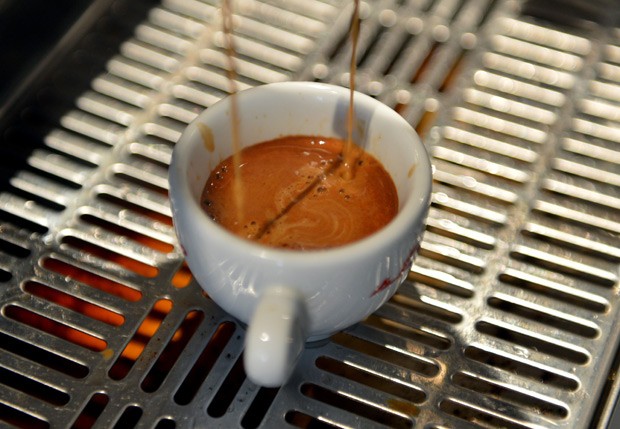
[169, 82, 432, 386]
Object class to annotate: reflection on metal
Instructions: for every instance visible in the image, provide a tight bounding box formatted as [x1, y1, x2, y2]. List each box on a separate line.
[0, 0, 619, 428]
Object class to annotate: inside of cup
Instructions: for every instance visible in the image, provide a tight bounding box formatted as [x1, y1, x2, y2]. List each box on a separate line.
[181, 83, 422, 214]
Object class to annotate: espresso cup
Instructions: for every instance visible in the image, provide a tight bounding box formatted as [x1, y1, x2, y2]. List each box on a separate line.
[169, 81, 432, 387]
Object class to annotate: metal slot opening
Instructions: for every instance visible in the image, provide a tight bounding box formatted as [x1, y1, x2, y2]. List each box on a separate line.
[113, 405, 143, 429]
[241, 387, 280, 429]
[70, 392, 109, 429]
[207, 353, 247, 418]
[364, 314, 453, 350]
[463, 345, 580, 391]
[315, 355, 427, 404]
[475, 320, 590, 365]
[78, 213, 174, 254]
[0, 365, 70, 406]
[59, 235, 159, 278]
[452, 371, 569, 419]
[0, 330, 89, 378]
[108, 299, 172, 380]
[332, 332, 440, 377]
[173, 321, 236, 405]
[22, 280, 125, 327]
[3, 305, 107, 352]
[284, 410, 339, 429]
[141, 309, 204, 392]
[41, 257, 143, 302]
[0, 402, 49, 429]
[300, 383, 414, 429]
[439, 397, 532, 429]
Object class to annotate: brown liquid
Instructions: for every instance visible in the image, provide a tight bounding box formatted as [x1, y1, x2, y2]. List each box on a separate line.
[201, 136, 398, 250]
[218, 0, 366, 235]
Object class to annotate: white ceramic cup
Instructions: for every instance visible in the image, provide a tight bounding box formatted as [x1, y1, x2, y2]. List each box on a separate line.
[169, 81, 432, 387]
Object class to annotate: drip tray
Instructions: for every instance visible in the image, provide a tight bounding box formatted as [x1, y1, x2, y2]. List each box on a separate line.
[0, 0, 619, 428]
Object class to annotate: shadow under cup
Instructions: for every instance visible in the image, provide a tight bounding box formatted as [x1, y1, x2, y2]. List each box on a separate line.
[169, 81, 432, 342]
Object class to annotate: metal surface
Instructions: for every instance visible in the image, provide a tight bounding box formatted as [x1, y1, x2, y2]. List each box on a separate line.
[0, 0, 619, 428]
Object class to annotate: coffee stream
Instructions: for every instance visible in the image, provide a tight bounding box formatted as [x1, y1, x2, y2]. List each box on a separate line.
[222, 0, 362, 230]
[222, 0, 244, 222]
[342, 0, 361, 180]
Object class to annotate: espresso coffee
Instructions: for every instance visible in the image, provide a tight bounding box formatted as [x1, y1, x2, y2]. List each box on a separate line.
[201, 135, 398, 250]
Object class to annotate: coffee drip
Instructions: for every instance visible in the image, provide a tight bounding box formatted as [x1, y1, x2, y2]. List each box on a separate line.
[221, 0, 363, 229]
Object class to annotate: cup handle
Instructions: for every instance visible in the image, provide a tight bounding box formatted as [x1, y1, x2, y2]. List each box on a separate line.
[244, 286, 307, 387]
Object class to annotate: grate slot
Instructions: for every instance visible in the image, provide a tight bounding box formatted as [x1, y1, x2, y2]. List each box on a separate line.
[475, 318, 591, 365]
[300, 382, 414, 429]
[108, 299, 172, 380]
[463, 344, 581, 391]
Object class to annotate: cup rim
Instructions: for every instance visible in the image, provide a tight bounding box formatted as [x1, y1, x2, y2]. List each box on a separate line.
[170, 81, 432, 264]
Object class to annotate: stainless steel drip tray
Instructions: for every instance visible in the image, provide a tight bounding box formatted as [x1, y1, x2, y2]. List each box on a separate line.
[1, 0, 619, 428]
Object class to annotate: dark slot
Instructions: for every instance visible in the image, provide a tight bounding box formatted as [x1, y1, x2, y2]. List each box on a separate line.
[452, 371, 569, 418]
[0, 331, 88, 378]
[410, 42, 440, 84]
[141, 310, 205, 392]
[478, 0, 500, 26]
[487, 295, 599, 338]
[5, 184, 67, 211]
[60, 235, 159, 278]
[96, 192, 172, 226]
[285, 411, 339, 429]
[171, 262, 193, 288]
[414, 109, 438, 140]
[0, 365, 69, 406]
[383, 32, 415, 75]
[408, 268, 474, 298]
[241, 387, 280, 429]
[113, 406, 143, 429]
[4, 305, 107, 352]
[207, 354, 247, 418]
[439, 398, 532, 429]
[332, 332, 440, 377]
[316, 356, 427, 405]
[0, 210, 48, 234]
[70, 392, 109, 429]
[154, 418, 176, 429]
[356, 25, 388, 68]
[41, 257, 142, 302]
[446, 0, 466, 22]
[23, 281, 125, 326]
[0, 401, 49, 429]
[174, 321, 236, 405]
[509, 248, 615, 287]
[0, 237, 30, 258]
[113, 170, 169, 196]
[418, 245, 484, 274]
[438, 50, 467, 93]
[108, 299, 172, 380]
[301, 383, 413, 429]
[475, 320, 590, 364]
[364, 314, 452, 350]
[498, 270, 608, 313]
[464, 345, 580, 391]
[79, 213, 174, 254]
[0, 268, 11, 282]
[390, 292, 463, 324]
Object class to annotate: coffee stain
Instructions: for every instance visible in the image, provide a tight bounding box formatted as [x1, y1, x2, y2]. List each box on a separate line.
[197, 123, 215, 152]
[408, 164, 416, 178]
[387, 399, 420, 417]
[101, 348, 114, 360]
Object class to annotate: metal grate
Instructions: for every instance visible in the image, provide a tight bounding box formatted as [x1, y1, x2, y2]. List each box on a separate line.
[1, 0, 619, 428]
